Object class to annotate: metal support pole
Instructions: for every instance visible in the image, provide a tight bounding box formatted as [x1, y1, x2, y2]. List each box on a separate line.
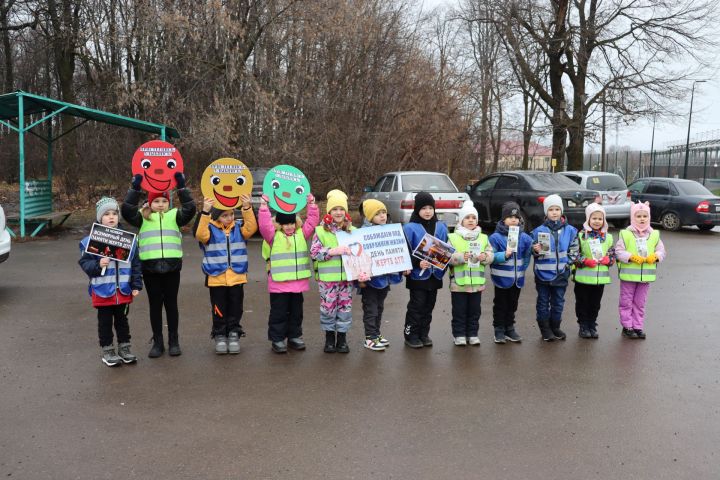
[18, 94, 26, 237]
[684, 80, 706, 179]
[47, 118, 53, 186]
[625, 151, 629, 182]
[702, 149, 709, 185]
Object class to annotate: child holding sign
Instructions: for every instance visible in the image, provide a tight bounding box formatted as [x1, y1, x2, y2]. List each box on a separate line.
[358, 200, 405, 351]
[615, 202, 666, 339]
[79, 197, 143, 367]
[311, 190, 354, 353]
[448, 201, 494, 346]
[194, 196, 257, 354]
[573, 203, 615, 339]
[259, 193, 319, 354]
[489, 202, 533, 344]
[402, 192, 449, 349]
[122, 172, 196, 358]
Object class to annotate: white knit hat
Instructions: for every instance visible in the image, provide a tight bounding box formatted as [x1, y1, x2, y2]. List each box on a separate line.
[543, 194, 563, 215]
[96, 196, 119, 222]
[583, 202, 608, 233]
[456, 200, 478, 227]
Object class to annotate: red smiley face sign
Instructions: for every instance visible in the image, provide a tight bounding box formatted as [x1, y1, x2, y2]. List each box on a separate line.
[131, 140, 184, 193]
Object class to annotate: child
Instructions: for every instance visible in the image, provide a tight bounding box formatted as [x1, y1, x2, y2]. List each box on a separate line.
[489, 202, 533, 344]
[573, 203, 615, 339]
[121, 173, 196, 357]
[615, 201, 666, 339]
[447, 201, 494, 346]
[194, 196, 257, 354]
[531, 195, 579, 341]
[402, 192, 448, 348]
[310, 190, 354, 353]
[259, 193, 319, 353]
[79, 197, 143, 367]
[358, 199, 404, 351]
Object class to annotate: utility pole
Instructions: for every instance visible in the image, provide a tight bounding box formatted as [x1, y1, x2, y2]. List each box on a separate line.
[683, 80, 706, 179]
[601, 92, 606, 172]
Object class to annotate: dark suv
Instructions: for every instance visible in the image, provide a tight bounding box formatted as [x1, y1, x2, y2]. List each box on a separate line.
[466, 171, 599, 230]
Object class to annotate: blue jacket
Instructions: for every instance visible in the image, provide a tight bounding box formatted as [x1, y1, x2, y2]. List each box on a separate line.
[360, 220, 403, 289]
[531, 219, 579, 285]
[79, 232, 143, 298]
[403, 221, 449, 281]
[200, 220, 249, 276]
[489, 221, 533, 288]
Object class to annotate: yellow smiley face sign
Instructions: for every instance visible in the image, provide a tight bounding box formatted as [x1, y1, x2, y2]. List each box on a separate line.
[200, 158, 253, 210]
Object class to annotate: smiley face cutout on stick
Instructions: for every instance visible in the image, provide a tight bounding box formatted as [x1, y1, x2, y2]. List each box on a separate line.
[131, 140, 184, 193]
[200, 158, 253, 210]
[262, 165, 311, 214]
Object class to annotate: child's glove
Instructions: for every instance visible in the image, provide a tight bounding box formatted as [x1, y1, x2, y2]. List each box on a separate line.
[131, 174, 143, 191]
[582, 258, 598, 268]
[599, 256, 611, 266]
[307, 193, 315, 204]
[645, 253, 658, 264]
[174, 172, 186, 189]
[358, 272, 370, 282]
[629, 254, 645, 265]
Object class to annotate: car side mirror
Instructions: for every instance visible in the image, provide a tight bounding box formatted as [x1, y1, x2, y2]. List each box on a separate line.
[363, 186, 373, 193]
[465, 185, 472, 192]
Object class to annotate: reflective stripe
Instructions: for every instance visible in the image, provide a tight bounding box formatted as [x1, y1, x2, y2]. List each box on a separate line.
[139, 229, 182, 240]
[490, 268, 516, 278]
[535, 263, 562, 270]
[318, 266, 343, 274]
[204, 255, 248, 265]
[271, 264, 312, 274]
[141, 244, 182, 253]
[91, 274, 131, 285]
[270, 252, 310, 261]
[575, 270, 610, 279]
[498, 258, 523, 267]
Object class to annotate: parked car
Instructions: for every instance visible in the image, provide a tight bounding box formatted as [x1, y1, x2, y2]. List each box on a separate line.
[249, 167, 270, 211]
[361, 171, 471, 227]
[0, 204, 11, 263]
[627, 177, 720, 231]
[466, 171, 600, 230]
[559, 171, 631, 227]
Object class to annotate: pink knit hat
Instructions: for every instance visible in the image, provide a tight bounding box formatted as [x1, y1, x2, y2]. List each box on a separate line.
[583, 202, 607, 233]
[630, 201, 651, 233]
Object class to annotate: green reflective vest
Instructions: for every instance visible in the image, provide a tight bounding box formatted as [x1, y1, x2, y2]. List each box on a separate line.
[574, 232, 613, 285]
[448, 233, 488, 286]
[262, 231, 311, 281]
[138, 209, 183, 260]
[314, 226, 353, 282]
[618, 230, 659, 282]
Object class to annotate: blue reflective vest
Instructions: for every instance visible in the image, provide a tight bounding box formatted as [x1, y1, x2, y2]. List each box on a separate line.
[200, 221, 249, 276]
[531, 224, 578, 282]
[80, 236, 135, 298]
[488, 231, 532, 288]
[404, 221, 449, 281]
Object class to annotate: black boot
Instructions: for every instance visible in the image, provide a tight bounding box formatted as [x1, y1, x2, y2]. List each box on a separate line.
[538, 320, 555, 342]
[324, 331, 336, 353]
[336, 332, 349, 353]
[168, 332, 182, 356]
[148, 334, 165, 358]
[550, 321, 566, 340]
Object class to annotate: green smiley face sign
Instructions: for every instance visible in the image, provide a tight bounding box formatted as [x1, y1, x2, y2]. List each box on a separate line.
[262, 165, 311, 214]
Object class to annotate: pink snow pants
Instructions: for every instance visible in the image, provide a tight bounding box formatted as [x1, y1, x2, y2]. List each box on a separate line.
[618, 280, 651, 330]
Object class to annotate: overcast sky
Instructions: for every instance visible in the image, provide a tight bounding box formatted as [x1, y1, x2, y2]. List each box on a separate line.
[419, 0, 720, 152]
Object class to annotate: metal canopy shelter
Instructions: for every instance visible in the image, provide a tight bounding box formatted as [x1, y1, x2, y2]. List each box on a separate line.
[0, 91, 180, 237]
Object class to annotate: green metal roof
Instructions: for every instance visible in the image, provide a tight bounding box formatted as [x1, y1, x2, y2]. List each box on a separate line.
[0, 90, 180, 138]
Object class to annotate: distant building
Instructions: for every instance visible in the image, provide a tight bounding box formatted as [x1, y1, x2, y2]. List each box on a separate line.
[476, 139, 553, 171]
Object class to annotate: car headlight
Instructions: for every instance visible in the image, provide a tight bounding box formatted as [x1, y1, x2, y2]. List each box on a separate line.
[567, 200, 577, 207]
[582, 200, 589, 207]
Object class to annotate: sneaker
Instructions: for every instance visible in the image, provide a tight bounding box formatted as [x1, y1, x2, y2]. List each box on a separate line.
[633, 329, 646, 339]
[364, 337, 386, 351]
[467, 336, 481, 346]
[377, 335, 390, 347]
[214, 335, 228, 354]
[271, 340, 288, 353]
[453, 336, 467, 346]
[101, 346, 122, 367]
[579, 327, 593, 339]
[288, 337, 306, 350]
[493, 329, 506, 344]
[504, 329, 522, 343]
[227, 332, 240, 354]
[622, 327, 637, 339]
[404, 338, 424, 348]
[420, 336, 433, 347]
[117, 342, 137, 363]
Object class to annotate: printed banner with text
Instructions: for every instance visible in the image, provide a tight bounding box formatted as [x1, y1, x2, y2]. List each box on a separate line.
[84, 223, 136, 262]
[336, 224, 412, 281]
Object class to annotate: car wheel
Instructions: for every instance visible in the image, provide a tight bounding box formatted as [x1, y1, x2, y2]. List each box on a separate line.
[519, 210, 532, 231]
[660, 212, 681, 231]
[697, 224, 714, 232]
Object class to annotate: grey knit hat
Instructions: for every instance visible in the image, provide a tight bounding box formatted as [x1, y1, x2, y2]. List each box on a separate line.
[96, 197, 119, 222]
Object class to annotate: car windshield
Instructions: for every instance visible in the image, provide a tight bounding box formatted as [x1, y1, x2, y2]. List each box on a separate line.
[526, 173, 581, 190]
[586, 175, 626, 191]
[401, 174, 458, 192]
[676, 181, 713, 196]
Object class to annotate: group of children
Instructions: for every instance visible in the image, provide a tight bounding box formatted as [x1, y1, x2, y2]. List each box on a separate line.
[79, 174, 666, 367]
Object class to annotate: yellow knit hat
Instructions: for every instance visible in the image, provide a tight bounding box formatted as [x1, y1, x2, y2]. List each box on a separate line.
[326, 189, 348, 213]
[362, 199, 386, 221]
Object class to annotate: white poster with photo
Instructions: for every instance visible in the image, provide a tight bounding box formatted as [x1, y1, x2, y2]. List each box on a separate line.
[336, 224, 413, 281]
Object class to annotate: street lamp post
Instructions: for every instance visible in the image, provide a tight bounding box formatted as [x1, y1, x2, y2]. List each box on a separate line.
[683, 80, 706, 179]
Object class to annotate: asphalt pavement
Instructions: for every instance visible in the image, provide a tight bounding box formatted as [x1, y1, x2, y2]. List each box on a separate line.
[0, 227, 718, 479]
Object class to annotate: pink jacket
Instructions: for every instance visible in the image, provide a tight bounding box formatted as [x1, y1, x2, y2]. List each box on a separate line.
[258, 203, 320, 293]
[614, 225, 666, 264]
